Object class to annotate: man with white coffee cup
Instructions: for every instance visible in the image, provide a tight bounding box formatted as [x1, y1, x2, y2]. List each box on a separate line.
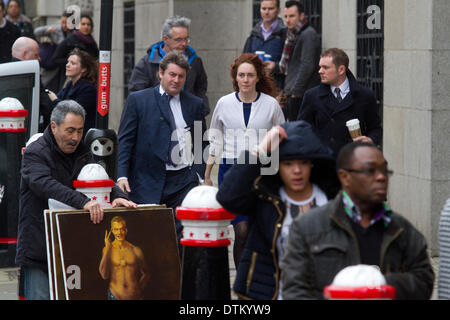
[297, 48, 382, 157]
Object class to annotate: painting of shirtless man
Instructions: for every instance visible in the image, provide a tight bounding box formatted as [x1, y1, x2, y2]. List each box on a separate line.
[99, 216, 149, 300]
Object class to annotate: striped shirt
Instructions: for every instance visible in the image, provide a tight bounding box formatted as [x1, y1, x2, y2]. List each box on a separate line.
[439, 199, 450, 299]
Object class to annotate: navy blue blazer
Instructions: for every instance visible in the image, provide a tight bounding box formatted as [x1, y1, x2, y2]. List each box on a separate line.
[297, 71, 382, 157]
[54, 79, 97, 132]
[117, 86, 207, 204]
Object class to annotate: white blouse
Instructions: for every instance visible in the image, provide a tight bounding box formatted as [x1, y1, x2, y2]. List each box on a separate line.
[208, 92, 285, 159]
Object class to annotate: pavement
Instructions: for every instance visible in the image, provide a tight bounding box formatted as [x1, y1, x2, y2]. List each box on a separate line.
[0, 244, 439, 300]
[0, 267, 19, 300]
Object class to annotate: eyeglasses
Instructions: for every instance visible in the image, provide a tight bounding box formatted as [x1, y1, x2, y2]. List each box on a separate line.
[342, 167, 394, 177]
[171, 37, 191, 44]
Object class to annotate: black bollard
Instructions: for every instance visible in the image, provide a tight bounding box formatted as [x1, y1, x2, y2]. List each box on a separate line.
[177, 205, 235, 300]
[0, 98, 28, 267]
[84, 129, 118, 181]
[181, 246, 231, 300]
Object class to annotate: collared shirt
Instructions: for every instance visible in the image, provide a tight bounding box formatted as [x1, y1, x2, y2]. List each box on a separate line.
[331, 77, 350, 100]
[159, 86, 191, 171]
[342, 191, 392, 228]
[261, 19, 279, 41]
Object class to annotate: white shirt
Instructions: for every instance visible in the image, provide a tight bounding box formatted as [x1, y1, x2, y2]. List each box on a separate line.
[330, 77, 350, 100]
[208, 92, 285, 159]
[277, 184, 328, 300]
[159, 86, 191, 171]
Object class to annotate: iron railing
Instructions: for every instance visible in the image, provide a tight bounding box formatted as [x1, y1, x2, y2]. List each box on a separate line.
[123, 1, 135, 100]
[356, 0, 384, 125]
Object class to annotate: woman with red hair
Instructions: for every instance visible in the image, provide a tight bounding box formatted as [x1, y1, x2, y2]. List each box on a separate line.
[204, 53, 285, 268]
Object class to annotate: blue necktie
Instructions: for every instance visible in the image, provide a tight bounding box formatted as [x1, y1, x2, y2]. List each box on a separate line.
[163, 93, 181, 166]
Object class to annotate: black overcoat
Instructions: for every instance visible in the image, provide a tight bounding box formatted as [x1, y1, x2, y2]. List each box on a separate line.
[297, 70, 382, 157]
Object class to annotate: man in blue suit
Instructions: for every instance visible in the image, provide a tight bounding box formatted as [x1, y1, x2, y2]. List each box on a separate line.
[117, 51, 207, 248]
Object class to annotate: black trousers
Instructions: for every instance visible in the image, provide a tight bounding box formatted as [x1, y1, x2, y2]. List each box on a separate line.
[286, 96, 303, 121]
[160, 167, 199, 257]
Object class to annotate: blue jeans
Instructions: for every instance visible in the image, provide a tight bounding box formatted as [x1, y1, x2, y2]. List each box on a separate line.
[23, 266, 50, 300]
[107, 289, 117, 300]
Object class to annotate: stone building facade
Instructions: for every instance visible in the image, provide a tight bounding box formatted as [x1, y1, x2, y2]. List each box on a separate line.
[24, 0, 450, 255]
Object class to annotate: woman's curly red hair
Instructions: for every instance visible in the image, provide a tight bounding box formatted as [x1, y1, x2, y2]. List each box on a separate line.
[230, 53, 277, 97]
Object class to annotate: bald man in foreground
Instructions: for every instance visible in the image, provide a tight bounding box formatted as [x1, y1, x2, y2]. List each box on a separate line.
[11, 36, 53, 131]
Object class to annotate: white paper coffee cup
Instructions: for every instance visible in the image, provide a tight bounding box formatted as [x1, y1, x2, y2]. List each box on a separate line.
[255, 51, 265, 61]
[346, 119, 362, 139]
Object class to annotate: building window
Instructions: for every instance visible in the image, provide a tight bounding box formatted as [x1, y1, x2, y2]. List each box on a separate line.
[357, 0, 384, 128]
[303, 0, 322, 39]
[123, 1, 135, 100]
[252, 0, 263, 26]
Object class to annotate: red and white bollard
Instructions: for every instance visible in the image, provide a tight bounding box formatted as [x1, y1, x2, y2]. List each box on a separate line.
[323, 264, 396, 300]
[176, 185, 235, 300]
[0, 97, 28, 133]
[48, 164, 115, 210]
[72, 164, 115, 208]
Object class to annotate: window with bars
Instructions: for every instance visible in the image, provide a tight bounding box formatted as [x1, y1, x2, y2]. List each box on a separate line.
[356, 0, 384, 125]
[252, 0, 263, 26]
[123, 1, 135, 100]
[303, 0, 322, 38]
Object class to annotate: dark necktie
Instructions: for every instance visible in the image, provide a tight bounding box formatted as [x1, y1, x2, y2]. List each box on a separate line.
[163, 93, 181, 166]
[335, 87, 343, 103]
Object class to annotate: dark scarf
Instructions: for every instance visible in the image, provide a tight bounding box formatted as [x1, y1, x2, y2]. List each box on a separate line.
[73, 30, 95, 45]
[279, 18, 308, 75]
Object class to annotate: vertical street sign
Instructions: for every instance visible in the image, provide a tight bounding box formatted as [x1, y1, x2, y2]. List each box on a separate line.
[98, 50, 111, 118]
[96, 0, 114, 129]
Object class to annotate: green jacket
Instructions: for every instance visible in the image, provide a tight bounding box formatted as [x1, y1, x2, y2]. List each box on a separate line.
[280, 192, 435, 300]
